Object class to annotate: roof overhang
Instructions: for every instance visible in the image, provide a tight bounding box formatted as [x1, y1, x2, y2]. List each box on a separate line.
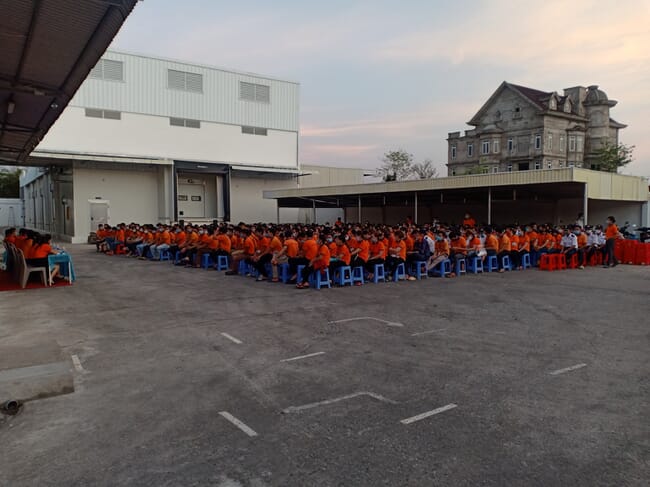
[264, 168, 650, 208]
[0, 0, 139, 165]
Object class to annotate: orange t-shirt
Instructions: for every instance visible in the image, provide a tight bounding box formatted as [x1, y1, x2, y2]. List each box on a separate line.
[499, 235, 511, 252]
[243, 236, 256, 255]
[284, 238, 299, 258]
[31, 243, 52, 259]
[510, 234, 519, 250]
[405, 234, 415, 252]
[175, 231, 186, 245]
[577, 233, 588, 248]
[605, 224, 619, 239]
[270, 236, 283, 253]
[336, 244, 351, 265]
[463, 218, 476, 227]
[370, 241, 385, 259]
[392, 240, 407, 260]
[115, 229, 125, 242]
[160, 231, 171, 245]
[435, 239, 450, 255]
[451, 237, 467, 255]
[302, 239, 318, 260]
[519, 235, 530, 252]
[207, 236, 220, 250]
[217, 234, 232, 253]
[316, 244, 331, 267]
[485, 234, 499, 250]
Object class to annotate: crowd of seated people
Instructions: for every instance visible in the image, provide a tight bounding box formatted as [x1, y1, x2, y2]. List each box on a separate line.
[92, 213, 624, 288]
[3, 227, 61, 280]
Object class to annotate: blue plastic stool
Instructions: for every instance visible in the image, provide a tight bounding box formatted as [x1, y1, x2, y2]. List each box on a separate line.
[432, 258, 452, 277]
[201, 253, 213, 269]
[335, 266, 353, 286]
[160, 249, 171, 261]
[216, 255, 229, 270]
[501, 255, 512, 271]
[455, 258, 466, 276]
[486, 255, 499, 272]
[521, 253, 531, 269]
[311, 268, 331, 290]
[351, 266, 365, 285]
[372, 264, 386, 283]
[278, 263, 290, 283]
[467, 256, 483, 273]
[238, 259, 250, 276]
[174, 251, 182, 264]
[392, 263, 406, 282]
[411, 260, 428, 280]
[297, 265, 306, 284]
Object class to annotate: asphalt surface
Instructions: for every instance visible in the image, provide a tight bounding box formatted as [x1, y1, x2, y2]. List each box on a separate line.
[1, 245, 648, 486]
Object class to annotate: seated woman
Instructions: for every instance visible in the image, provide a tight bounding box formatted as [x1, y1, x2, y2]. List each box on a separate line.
[296, 234, 331, 289]
[385, 230, 406, 278]
[26, 234, 60, 281]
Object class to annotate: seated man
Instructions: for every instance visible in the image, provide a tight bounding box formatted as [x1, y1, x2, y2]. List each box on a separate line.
[287, 231, 317, 283]
[385, 230, 407, 279]
[252, 227, 275, 281]
[497, 228, 511, 273]
[484, 228, 499, 261]
[296, 234, 331, 289]
[349, 231, 370, 270]
[560, 227, 578, 264]
[211, 226, 232, 268]
[586, 225, 605, 264]
[405, 229, 433, 280]
[365, 232, 386, 279]
[329, 233, 351, 276]
[26, 234, 60, 281]
[150, 225, 171, 260]
[428, 230, 450, 274]
[271, 230, 297, 282]
[225, 228, 256, 275]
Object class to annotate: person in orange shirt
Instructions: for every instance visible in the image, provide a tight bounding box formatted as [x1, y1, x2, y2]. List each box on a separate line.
[385, 230, 407, 278]
[497, 229, 512, 272]
[428, 230, 450, 274]
[94, 224, 107, 252]
[211, 227, 232, 267]
[168, 225, 186, 260]
[462, 213, 476, 228]
[484, 228, 500, 262]
[329, 233, 351, 275]
[124, 225, 144, 256]
[271, 230, 296, 282]
[349, 231, 370, 269]
[287, 231, 318, 283]
[226, 228, 257, 275]
[150, 225, 171, 260]
[296, 233, 331, 289]
[4, 227, 17, 245]
[26, 234, 60, 280]
[252, 227, 279, 281]
[575, 225, 588, 268]
[365, 232, 386, 278]
[604, 216, 621, 267]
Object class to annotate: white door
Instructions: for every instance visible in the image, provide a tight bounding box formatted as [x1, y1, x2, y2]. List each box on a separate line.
[89, 201, 109, 231]
[178, 183, 205, 218]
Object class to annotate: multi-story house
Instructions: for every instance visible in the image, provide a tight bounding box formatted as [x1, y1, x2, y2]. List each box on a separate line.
[447, 82, 626, 175]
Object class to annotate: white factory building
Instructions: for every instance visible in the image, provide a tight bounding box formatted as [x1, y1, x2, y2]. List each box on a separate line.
[21, 50, 360, 243]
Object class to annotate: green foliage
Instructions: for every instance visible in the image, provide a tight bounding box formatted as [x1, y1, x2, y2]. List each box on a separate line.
[593, 142, 634, 173]
[377, 149, 414, 181]
[412, 159, 439, 179]
[0, 168, 21, 198]
[465, 165, 490, 175]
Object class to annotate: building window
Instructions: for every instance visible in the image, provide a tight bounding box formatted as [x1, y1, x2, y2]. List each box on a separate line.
[241, 126, 268, 136]
[170, 117, 201, 128]
[513, 106, 522, 119]
[89, 59, 124, 81]
[547, 160, 552, 169]
[493, 140, 500, 153]
[451, 145, 457, 159]
[240, 81, 270, 103]
[568, 161, 575, 168]
[467, 143, 474, 157]
[507, 164, 513, 172]
[546, 133, 553, 151]
[168, 69, 203, 93]
[451, 169, 456, 176]
[559, 160, 565, 168]
[535, 134, 542, 150]
[568, 135, 576, 152]
[481, 140, 490, 154]
[507, 138, 514, 153]
[534, 161, 541, 170]
[576, 135, 583, 152]
[85, 108, 121, 120]
[560, 136, 565, 152]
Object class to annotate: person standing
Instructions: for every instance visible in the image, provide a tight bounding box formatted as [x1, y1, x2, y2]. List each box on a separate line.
[604, 216, 621, 267]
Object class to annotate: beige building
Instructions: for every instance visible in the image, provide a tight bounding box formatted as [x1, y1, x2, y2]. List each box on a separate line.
[447, 82, 626, 176]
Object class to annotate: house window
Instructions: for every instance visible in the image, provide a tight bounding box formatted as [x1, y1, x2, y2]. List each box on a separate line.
[535, 134, 542, 150]
[568, 161, 575, 168]
[549, 98, 557, 110]
[568, 136, 576, 152]
[241, 126, 268, 136]
[167, 69, 203, 93]
[170, 117, 201, 128]
[546, 133, 553, 151]
[560, 136, 565, 152]
[493, 140, 500, 153]
[451, 169, 456, 176]
[513, 106, 522, 119]
[576, 135, 583, 152]
[481, 140, 490, 154]
[547, 160, 552, 169]
[451, 145, 457, 159]
[89, 59, 124, 81]
[534, 161, 541, 170]
[559, 160, 565, 168]
[240, 81, 270, 103]
[507, 164, 512, 172]
[467, 143, 474, 157]
[507, 138, 514, 153]
[85, 108, 121, 120]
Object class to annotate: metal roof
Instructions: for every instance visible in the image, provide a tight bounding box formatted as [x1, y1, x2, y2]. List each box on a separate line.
[0, 0, 138, 164]
[264, 168, 650, 208]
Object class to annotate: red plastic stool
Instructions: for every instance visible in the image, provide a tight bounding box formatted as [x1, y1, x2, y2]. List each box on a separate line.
[539, 254, 556, 271]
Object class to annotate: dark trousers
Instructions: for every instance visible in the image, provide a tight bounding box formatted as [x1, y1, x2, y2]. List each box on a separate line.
[365, 258, 385, 274]
[253, 253, 273, 277]
[605, 238, 618, 265]
[329, 260, 347, 273]
[385, 256, 404, 274]
[406, 253, 427, 270]
[350, 256, 366, 269]
[289, 256, 309, 276]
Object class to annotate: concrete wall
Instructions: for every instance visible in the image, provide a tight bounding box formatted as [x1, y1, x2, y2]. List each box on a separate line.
[39, 108, 298, 169]
[588, 200, 645, 227]
[0, 198, 22, 228]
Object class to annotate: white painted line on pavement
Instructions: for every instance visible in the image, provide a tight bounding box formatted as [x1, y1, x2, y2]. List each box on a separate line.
[281, 352, 325, 363]
[549, 363, 587, 376]
[282, 391, 397, 414]
[400, 403, 458, 425]
[328, 316, 404, 328]
[220, 332, 243, 344]
[411, 328, 448, 337]
[218, 411, 258, 437]
[71, 354, 84, 372]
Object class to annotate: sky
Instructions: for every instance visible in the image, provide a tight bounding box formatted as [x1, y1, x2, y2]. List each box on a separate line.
[111, 0, 650, 176]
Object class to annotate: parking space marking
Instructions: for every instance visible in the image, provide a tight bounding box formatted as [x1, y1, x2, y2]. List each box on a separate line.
[411, 328, 448, 336]
[71, 354, 84, 372]
[549, 363, 587, 376]
[281, 352, 325, 363]
[400, 403, 458, 425]
[328, 317, 404, 328]
[218, 411, 258, 437]
[220, 332, 243, 344]
[282, 391, 397, 414]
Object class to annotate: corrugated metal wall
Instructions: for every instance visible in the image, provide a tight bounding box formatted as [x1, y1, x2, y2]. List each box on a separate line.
[70, 50, 299, 132]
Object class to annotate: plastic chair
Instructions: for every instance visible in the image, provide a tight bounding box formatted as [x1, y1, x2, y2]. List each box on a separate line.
[455, 258, 466, 276]
[335, 266, 353, 286]
[351, 266, 365, 285]
[486, 255, 499, 272]
[467, 256, 483, 274]
[568, 253, 579, 269]
[201, 254, 213, 269]
[556, 254, 567, 270]
[159, 249, 171, 262]
[297, 265, 306, 283]
[278, 263, 290, 283]
[216, 255, 229, 270]
[411, 261, 428, 279]
[521, 253, 531, 269]
[392, 263, 406, 281]
[431, 259, 452, 277]
[311, 268, 331, 290]
[372, 264, 386, 283]
[501, 255, 512, 271]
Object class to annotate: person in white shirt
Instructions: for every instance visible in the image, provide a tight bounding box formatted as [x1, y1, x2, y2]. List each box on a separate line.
[560, 228, 578, 263]
[586, 225, 606, 263]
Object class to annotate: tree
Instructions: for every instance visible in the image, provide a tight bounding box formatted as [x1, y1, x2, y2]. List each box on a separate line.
[465, 164, 489, 175]
[593, 142, 634, 173]
[377, 149, 414, 181]
[411, 159, 439, 179]
[0, 168, 21, 198]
